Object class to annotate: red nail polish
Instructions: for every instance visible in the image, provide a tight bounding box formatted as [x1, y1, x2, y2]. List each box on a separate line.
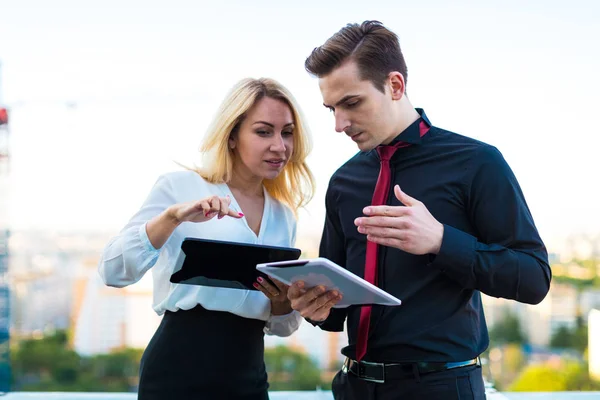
[238, 212, 244, 217]
[257, 277, 263, 283]
[253, 282, 259, 288]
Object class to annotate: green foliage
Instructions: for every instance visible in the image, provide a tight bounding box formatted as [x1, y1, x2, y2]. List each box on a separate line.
[553, 258, 600, 288]
[11, 331, 329, 392]
[550, 325, 572, 348]
[550, 323, 588, 352]
[264, 345, 326, 391]
[489, 310, 527, 345]
[11, 331, 143, 392]
[509, 364, 566, 391]
[510, 361, 600, 391]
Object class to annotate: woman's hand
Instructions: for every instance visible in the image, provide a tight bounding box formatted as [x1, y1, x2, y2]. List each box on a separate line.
[146, 195, 244, 250]
[168, 195, 244, 224]
[254, 277, 293, 316]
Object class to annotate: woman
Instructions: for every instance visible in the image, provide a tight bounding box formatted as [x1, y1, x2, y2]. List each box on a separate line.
[98, 78, 315, 399]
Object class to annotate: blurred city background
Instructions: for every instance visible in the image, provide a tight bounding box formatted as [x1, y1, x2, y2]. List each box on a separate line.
[1, 0, 599, 397]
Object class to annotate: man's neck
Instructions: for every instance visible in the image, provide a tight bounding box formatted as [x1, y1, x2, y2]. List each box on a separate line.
[382, 105, 420, 145]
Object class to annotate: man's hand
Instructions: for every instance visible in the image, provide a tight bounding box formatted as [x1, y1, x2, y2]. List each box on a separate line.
[354, 184, 444, 255]
[287, 281, 342, 322]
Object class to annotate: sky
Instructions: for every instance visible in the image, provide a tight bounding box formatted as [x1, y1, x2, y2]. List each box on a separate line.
[0, 0, 599, 255]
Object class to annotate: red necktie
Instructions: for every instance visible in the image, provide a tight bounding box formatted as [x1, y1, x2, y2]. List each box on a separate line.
[355, 121, 430, 362]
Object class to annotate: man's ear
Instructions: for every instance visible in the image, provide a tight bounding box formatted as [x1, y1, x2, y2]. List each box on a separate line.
[388, 71, 406, 100]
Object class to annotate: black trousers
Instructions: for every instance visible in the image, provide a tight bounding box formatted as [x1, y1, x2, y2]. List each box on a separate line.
[332, 364, 486, 400]
[138, 305, 269, 400]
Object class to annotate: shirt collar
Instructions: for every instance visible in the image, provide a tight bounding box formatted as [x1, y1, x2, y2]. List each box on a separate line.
[390, 108, 431, 146]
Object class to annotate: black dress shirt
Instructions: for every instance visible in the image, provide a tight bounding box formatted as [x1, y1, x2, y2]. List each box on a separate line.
[317, 109, 551, 363]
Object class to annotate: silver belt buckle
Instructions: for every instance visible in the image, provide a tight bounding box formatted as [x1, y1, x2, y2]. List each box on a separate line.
[342, 358, 350, 374]
[358, 360, 385, 383]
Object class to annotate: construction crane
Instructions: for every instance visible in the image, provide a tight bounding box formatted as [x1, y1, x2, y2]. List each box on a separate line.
[0, 59, 11, 393]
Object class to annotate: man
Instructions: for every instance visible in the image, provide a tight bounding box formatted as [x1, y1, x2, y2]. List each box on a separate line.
[287, 21, 551, 399]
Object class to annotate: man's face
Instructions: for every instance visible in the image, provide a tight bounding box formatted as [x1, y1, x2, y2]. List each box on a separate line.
[319, 60, 395, 151]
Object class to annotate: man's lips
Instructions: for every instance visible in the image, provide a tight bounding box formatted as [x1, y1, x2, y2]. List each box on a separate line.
[350, 132, 364, 141]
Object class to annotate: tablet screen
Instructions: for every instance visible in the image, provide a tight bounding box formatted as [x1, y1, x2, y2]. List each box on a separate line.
[170, 238, 301, 291]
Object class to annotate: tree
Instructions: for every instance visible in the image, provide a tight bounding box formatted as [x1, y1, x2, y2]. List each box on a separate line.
[550, 325, 573, 348]
[11, 331, 82, 391]
[11, 330, 143, 392]
[264, 346, 325, 391]
[489, 310, 527, 345]
[550, 323, 588, 352]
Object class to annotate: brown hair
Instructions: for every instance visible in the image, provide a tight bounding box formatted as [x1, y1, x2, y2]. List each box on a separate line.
[305, 20, 408, 93]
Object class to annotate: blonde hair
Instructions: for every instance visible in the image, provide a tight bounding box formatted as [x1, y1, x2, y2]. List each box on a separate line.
[196, 78, 315, 213]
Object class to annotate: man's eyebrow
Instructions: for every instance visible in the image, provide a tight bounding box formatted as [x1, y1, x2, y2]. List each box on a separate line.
[323, 94, 360, 109]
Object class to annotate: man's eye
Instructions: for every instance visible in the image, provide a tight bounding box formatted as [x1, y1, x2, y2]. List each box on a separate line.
[347, 101, 359, 108]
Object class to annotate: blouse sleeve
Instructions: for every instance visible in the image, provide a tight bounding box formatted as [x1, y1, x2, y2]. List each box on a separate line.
[98, 175, 176, 287]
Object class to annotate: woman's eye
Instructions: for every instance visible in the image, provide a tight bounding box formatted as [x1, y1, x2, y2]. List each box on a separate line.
[282, 131, 294, 136]
[347, 101, 359, 108]
[256, 130, 270, 135]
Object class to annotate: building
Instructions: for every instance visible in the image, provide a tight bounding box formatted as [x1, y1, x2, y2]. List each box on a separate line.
[72, 269, 160, 355]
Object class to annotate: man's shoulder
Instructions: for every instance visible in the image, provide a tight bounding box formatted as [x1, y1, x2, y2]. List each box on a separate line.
[429, 126, 499, 155]
[429, 126, 489, 146]
[330, 151, 371, 178]
[430, 127, 509, 171]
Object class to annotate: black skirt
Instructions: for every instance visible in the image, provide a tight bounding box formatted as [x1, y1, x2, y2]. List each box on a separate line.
[138, 305, 269, 400]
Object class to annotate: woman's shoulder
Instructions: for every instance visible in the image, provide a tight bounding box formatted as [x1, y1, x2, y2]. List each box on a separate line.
[159, 169, 211, 187]
[156, 170, 218, 196]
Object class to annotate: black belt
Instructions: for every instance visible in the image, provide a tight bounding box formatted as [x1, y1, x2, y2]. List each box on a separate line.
[343, 357, 481, 383]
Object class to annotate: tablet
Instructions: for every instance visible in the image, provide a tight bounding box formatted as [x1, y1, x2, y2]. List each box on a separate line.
[256, 258, 402, 308]
[170, 238, 301, 291]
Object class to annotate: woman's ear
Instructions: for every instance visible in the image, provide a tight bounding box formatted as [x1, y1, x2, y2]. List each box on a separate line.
[228, 135, 236, 150]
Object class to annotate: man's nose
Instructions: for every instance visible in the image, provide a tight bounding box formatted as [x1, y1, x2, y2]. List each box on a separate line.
[335, 112, 351, 133]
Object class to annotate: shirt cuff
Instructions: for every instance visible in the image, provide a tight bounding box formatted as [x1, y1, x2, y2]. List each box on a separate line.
[306, 317, 326, 327]
[138, 223, 160, 254]
[264, 310, 302, 337]
[429, 224, 477, 273]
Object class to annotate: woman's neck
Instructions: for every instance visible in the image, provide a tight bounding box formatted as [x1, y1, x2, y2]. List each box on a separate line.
[229, 164, 263, 197]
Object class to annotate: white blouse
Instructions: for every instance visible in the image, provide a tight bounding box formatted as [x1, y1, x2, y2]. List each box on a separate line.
[98, 170, 302, 337]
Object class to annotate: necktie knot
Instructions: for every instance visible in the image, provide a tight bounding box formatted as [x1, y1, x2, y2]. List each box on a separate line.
[377, 144, 400, 162]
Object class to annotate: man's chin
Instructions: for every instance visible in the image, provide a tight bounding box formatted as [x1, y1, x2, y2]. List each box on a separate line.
[356, 141, 376, 152]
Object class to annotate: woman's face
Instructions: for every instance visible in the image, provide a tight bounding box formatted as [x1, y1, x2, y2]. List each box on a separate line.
[229, 97, 295, 181]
